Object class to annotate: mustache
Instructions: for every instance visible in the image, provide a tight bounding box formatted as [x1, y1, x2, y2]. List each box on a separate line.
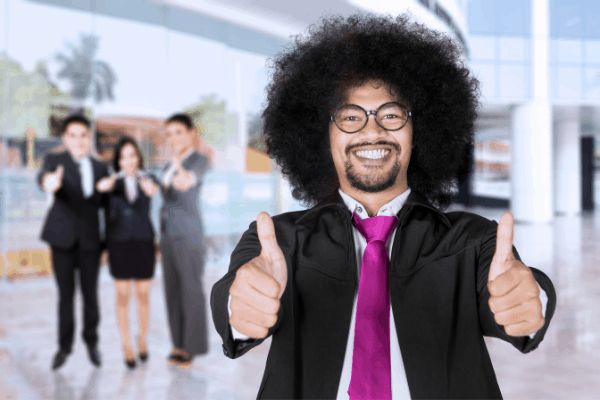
[345, 140, 400, 155]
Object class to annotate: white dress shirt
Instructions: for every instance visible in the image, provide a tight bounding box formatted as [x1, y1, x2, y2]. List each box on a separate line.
[229, 188, 548, 399]
[124, 174, 138, 203]
[162, 148, 197, 187]
[75, 155, 94, 199]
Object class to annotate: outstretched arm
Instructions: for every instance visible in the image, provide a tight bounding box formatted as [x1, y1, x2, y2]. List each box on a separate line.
[477, 213, 556, 353]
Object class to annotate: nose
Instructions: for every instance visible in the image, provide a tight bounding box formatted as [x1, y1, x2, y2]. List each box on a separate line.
[357, 114, 387, 140]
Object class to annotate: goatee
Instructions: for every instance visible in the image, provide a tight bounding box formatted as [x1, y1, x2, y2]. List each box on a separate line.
[345, 158, 401, 193]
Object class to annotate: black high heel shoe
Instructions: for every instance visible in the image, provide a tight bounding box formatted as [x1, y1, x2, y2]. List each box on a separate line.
[139, 352, 148, 362]
[125, 358, 137, 369]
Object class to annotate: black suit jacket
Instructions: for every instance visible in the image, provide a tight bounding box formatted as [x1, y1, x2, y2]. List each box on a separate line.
[38, 151, 109, 251]
[210, 190, 557, 399]
[106, 175, 157, 242]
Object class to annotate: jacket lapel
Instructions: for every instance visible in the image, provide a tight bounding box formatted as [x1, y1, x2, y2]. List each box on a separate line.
[63, 152, 84, 197]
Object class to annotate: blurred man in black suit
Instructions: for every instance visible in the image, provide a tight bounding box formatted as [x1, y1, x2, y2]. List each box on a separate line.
[37, 115, 109, 370]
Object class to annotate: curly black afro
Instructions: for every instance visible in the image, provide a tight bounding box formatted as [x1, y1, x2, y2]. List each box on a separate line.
[262, 13, 479, 209]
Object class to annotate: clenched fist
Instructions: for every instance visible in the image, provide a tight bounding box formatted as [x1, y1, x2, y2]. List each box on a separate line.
[488, 212, 545, 337]
[229, 212, 288, 339]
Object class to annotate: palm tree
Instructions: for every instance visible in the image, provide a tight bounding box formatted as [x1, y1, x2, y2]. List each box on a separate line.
[55, 33, 117, 110]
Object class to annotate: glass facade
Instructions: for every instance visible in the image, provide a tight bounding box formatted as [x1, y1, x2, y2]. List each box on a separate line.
[468, 0, 600, 206]
[468, 0, 532, 102]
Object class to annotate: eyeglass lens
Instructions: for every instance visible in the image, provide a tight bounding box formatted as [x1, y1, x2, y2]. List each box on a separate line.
[335, 103, 408, 133]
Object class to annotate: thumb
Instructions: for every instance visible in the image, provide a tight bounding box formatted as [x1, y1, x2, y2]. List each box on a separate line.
[256, 212, 287, 298]
[257, 212, 282, 263]
[56, 165, 64, 177]
[488, 212, 516, 282]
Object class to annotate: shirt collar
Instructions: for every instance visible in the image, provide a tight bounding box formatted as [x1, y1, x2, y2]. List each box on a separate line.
[69, 153, 90, 165]
[338, 188, 412, 220]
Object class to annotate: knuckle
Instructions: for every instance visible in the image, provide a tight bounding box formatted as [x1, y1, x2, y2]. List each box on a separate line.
[536, 317, 546, 330]
[270, 281, 281, 298]
[488, 297, 500, 313]
[264, 314, 278, 328]
[494, 313, 504, 326]
[267, 298, 280, 314]
[505, 325, 519, 337]
[533, 299, 543, 315]
[236, 266, 251, 280]
[229, 280, 241, 295]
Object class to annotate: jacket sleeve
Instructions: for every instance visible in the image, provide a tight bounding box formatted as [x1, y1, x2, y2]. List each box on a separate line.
[477, 219, 557, 354]
[210, 220, 284, 359]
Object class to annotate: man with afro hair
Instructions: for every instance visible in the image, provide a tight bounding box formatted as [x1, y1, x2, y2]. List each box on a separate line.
[211, 14, 556, 400]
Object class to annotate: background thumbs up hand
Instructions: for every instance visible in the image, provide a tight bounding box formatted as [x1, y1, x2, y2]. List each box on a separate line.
[229, 212, 288, 339]
[43, 164, 64, 193]
[487, 212, 545, 337]
[96, 173, 117, 193]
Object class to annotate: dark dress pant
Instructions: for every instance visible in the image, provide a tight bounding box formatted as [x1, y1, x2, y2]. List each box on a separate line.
[51, 243, 101, 352]
[160, 234, 208, 356]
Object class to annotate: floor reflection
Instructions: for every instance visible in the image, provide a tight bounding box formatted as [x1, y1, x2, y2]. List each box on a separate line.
[53, 369, 100, 400]
[0, 207, 599, 399]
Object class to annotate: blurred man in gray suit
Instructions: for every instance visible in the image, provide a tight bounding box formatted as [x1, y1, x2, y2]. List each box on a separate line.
[160, 113, 211, 368]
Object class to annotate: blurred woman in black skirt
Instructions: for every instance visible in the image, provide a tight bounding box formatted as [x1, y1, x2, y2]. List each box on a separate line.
[96, 137, 159, 369]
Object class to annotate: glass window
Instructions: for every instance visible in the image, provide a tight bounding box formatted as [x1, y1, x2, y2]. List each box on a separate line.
[556, 66, 583, 98]
[468, 0, 497, 35]
[584, 41, 600, 64]
[470, 36, 497, 61]
[498, 64, 530, 99]
[471, 62, 497, 100]
[498, 0, 531, 36]
[555, 39, 583, 64]
[499, 37, 530, 61]
[551, 1, 584, 39]
[584, 67, 600, 99]
[584, 4, 600, 39]
[93, 16, 169, 117]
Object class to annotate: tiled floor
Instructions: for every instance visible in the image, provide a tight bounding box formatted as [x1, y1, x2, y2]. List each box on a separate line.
[1, 207, 599, 399]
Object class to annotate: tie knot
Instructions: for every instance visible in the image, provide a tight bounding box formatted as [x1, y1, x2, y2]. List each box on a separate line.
[352, 212, 397, 244]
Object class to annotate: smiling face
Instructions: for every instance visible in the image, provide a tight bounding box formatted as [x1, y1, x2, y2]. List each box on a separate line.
[62, 122, 92, 161]
[165, 121, 195, 158]
[329, 79, 412, 201]
[118, 143, 140, 176]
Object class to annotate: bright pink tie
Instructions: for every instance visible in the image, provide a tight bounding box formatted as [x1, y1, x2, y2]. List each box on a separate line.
[349, 212, 397, 400]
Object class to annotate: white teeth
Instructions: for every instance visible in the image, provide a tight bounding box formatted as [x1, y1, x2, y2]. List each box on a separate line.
[355, 149, 390, 159]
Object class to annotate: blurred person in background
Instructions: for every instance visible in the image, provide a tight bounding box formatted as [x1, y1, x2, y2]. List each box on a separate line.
[211, 14, 557, 399]
[37, 114, 109, 370]
[160, 113, 212, 368]
[96, 137, 160, 369]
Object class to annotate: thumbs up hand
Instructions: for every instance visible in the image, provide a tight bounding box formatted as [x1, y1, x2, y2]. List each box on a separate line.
[488, 212, 545, 337]
[96, 173, 117, 193]
[171, 159, 195, 192]
[43, 165, 64, 193]
[229, 212, 288, 339]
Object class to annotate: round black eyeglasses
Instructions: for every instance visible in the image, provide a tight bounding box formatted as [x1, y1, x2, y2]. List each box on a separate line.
[330, 102, 412, 133]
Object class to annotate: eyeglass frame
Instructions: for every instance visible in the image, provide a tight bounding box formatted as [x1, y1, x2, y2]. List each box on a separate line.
[329, 102, 412, 134]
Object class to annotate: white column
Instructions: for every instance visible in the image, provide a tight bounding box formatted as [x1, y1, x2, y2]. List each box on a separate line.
[554, 107, 581, 215]
[511, 0, 553, 223]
